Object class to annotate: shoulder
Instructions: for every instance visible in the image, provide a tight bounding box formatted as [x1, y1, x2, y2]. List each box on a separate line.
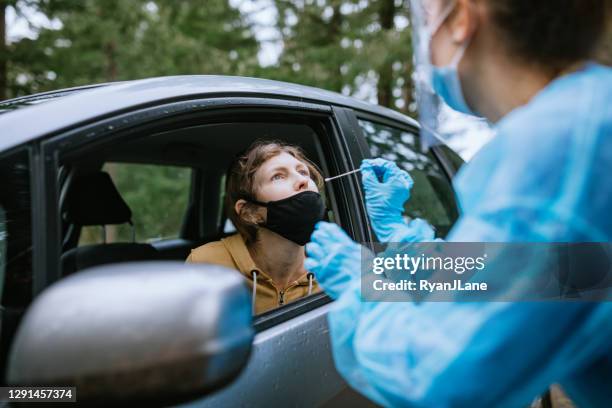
[455, 65, 612, 239]
[498, 63, 612, 151]
[476, 63, 612, 182]
[186, 239, 234, 267]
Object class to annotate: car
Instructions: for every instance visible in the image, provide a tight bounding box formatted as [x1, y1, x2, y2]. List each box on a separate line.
[0, 76, 464, 406]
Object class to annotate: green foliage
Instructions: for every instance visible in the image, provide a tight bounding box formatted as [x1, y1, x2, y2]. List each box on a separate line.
[266, 0, 415, 115]
[5, 0, 259, 95]
[3, 1, 611, 105]
[3, 0, 417, 113]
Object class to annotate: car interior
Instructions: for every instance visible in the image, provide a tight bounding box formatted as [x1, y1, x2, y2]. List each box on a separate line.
[57, 117, 342, 283]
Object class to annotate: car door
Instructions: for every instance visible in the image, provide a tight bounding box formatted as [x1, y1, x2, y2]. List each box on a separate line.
[1, 87, 460, 406]
[22, 93, 375, 406]
[0, 146, 36, 383]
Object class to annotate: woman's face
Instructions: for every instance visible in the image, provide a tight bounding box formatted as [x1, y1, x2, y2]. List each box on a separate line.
[253, 152, 319, 202]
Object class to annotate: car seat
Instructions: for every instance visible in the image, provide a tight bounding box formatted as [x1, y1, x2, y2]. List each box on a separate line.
[61, 171, 158, 276]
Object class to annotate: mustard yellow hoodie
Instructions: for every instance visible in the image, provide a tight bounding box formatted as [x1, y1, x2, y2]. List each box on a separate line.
[186, 233, 320, 314]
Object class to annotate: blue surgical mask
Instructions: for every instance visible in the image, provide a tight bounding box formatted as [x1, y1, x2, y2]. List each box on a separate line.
[430, 43, 477, 115]
[427, 2, 479, 116]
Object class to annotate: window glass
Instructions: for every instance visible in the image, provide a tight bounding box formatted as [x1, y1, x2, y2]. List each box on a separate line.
[0, 149, 33, 306]
[79, 163, 192, 245]
[358, 119, 459, 237]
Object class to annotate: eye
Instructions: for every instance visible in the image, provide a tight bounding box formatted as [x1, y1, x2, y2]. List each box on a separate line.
[271, 173, 285, 181]
[298, 168, 309, 176]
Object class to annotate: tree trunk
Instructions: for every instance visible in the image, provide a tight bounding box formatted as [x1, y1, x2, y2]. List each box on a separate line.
[401, 58, 415, 117]
[376, 0, 395, 108]
[105, 40, 117, 82]
[0, 1, 7, 101]
[330, 2, 343, 92]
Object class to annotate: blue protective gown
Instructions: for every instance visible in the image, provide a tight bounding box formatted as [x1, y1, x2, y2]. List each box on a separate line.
[326, 62, 612, 407]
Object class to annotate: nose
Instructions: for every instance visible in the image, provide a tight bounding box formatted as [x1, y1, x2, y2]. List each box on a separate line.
[294, 173, 309, 191]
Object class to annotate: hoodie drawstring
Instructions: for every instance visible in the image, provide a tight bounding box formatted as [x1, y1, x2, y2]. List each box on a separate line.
[251, 270, 258, 312]
[307, 272, 314, 296]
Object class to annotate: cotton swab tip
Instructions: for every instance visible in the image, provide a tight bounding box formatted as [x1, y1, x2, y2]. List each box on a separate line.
[324, 168, 362, 182]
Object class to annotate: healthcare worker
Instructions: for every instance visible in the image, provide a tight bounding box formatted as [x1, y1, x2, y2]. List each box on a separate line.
[305, 0, 612, 407]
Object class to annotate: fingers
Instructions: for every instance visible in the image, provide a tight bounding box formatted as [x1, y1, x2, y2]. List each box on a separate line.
[361, 158, 393, 181]
[308, 222, 357, 278]
[394, 168, 414, 189]
[305, 241, 325, 260]
[363, 158, 397, 172]
[381, 162, 411, 186]
[304, 257, 319, 272]
[361, 158, 413, 189]
[313, 221, 355, 246]
[361, 158, 390, 169]
[400, 171, 414, 190]
[408, 218, 436, 241]
[360, 164, 380, 189]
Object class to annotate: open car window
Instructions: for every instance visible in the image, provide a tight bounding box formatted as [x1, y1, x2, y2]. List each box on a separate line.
[54, 108, 351, 320]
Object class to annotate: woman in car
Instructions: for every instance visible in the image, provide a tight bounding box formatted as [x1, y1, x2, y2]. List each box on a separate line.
[186, 140, 325, 314]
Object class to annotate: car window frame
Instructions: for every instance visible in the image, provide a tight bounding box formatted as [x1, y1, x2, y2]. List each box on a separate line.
[0, 143, 43, 381]
[36, 95, 368, 328]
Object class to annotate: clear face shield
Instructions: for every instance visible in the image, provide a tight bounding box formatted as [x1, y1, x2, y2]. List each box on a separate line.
[409, 0, 494, 156]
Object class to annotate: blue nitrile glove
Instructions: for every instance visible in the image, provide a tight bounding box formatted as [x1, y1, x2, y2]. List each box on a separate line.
[305, 222, 371, 299]
[400, 217, 437, 242]
[360, 158, 414, 242]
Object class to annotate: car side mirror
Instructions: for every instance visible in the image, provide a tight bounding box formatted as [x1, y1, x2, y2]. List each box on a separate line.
[7, 262, 253, 406]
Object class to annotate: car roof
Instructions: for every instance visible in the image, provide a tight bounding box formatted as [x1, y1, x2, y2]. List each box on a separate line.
[0, 83, 111, 114]
[0, 75, 419, 153]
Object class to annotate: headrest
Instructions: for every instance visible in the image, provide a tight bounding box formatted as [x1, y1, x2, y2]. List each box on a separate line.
[64, 171, 132, 226]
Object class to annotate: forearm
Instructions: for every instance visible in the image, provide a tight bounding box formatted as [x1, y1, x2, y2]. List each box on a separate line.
[328, 289, 495, 407]
[329, 288, 595, 408]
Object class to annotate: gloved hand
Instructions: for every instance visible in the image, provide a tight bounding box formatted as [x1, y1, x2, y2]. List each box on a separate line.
[305, 222, 371, 299]
[397, 217, 437, 242]
[360, 158, 414, 242]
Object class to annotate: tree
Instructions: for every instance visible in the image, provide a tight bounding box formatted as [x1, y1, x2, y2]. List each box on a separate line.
[266, 0, 415, 116]
[1, 0, 41, 99]
[3, 0, 260, 98]
[113, 0, 260, 79]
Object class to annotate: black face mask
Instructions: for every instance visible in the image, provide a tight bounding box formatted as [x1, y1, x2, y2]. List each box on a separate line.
[248, 191, 326, 246]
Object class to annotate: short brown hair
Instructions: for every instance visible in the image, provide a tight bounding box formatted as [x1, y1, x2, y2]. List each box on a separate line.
[225, 140, 324, 244]
[484, 0, 609, 73]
